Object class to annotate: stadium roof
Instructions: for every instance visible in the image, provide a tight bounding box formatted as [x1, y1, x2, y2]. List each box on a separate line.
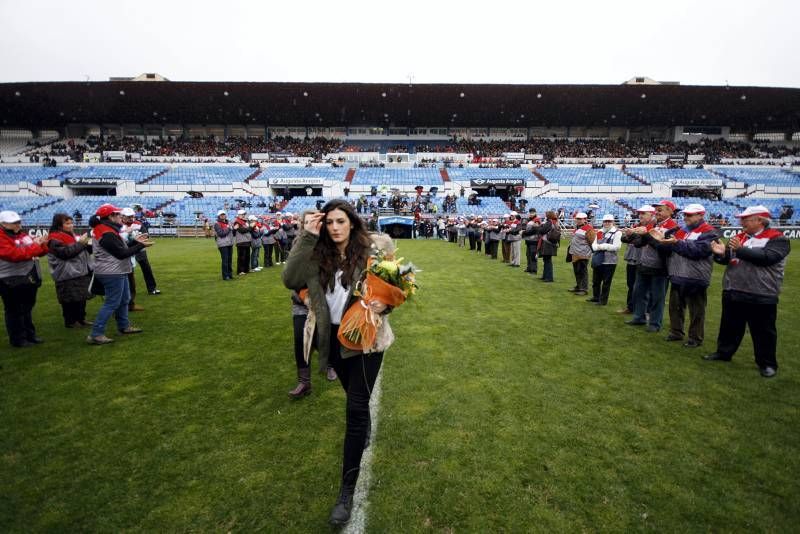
[1, 81, 799, 130]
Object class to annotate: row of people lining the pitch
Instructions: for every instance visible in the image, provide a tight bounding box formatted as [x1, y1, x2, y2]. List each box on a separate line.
[573, 200, 789, 379]
[212, 209, 301, 280]
[441, 202, 791, 378]
[0, 204, 160, 348]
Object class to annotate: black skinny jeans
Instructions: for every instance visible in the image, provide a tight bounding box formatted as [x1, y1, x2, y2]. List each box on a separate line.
[328, 324, 384, 481]
[0, 282, 38, 346]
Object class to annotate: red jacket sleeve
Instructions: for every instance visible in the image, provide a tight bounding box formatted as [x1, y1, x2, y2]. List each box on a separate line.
[0, 235, 48, 262]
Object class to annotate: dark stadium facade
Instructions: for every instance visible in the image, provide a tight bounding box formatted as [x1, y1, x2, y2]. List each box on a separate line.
[1, 81, 799, 132]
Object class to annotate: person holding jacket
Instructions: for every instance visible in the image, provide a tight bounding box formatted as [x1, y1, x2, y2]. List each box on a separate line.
[588, 214, 622, 305]
[46, 213, 92, 328]
[536, 211, 561, 282]
[705, 206, 790, 378]
[86, 204, 153, 345]
[283, 199, 394, 526]
[214, 210, 234, 280]
[653, 203, 718, 348]
[0, 210, 48, 348]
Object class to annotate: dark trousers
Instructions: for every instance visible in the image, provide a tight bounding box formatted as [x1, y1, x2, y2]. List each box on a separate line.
[0, 282, 38, 346]
[668, 284, 707, 343]
[632, 272, 668, 329]
[468, 233, 476, 250]
[625, 263, 637, 311]
[476, 239, 481, 252]
[591, 263, 616, 304]
[716, 293, 778, 369]
[501, 241, 511, 263]
[541, 256, 554, 281]
[136, 253, 157, 293]
[236, 244, 250, 274]
[487, 240, 499, 259]
[293, 314, 323, 370]
[525, 241, 538, 273]
[328, 325, 384, 482]
[61, 300, 87, 326]
[263, 244, 274, 267]
[275, 242, 287, 264]
[572, 259, 589, 291]
[218, 246, 233, 279]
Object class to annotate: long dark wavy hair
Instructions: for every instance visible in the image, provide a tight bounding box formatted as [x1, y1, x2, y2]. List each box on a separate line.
[313, 199, 372, 292]
[49, 213, 74, 233]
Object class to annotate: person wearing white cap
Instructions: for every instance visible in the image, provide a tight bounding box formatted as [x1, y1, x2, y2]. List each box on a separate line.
[232, 209, 252, 275]
[486, 218, 501, 259]
[651, 203, 718, 348]
[705, 206, 790, 378]
[567, 212, 593, 295]
[456, 217, 468, 248]
[620, 205, 656, 314]
[0, 210, 48, 347]
[213, 210, 234, 280]
[626, 200, 678, 332]
[587, 214, 622, 305]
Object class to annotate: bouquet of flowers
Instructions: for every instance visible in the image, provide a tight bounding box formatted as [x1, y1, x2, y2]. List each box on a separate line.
[337, 247, 418, 351]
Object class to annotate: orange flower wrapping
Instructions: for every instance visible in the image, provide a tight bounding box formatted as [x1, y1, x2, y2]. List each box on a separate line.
[337, 272, 407, 351]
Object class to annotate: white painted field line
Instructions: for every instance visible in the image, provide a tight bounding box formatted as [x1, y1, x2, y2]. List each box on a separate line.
[342, 366, 384, 534]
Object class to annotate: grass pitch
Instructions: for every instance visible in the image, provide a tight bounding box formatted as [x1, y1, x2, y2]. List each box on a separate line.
[2, 237, 799, 532]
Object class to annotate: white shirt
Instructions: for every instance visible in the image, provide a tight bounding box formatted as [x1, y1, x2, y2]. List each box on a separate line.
[326, 270, 349, 324]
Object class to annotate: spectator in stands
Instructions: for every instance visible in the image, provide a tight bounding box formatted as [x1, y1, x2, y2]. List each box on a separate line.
[620, 206, 655, 314]
[625, 200, 678, 333]
[282, 200, 394, 526]
[567, 213, 593, 296]
[654, 204, 718, 348]
[213, 210, 234, 280]
[232, 209, 252, 275]
[87, 204, 153, 345]
[0, 210, 48, 348]
[779, 205, 794, 224]
[46, 213, 92, 328]
[705, 206, 791, 378]
[537, 211, 561, 282]
[588, 215, 622, 306]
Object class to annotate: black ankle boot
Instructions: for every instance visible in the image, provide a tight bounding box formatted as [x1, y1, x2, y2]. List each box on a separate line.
[329, 468, 359, 526]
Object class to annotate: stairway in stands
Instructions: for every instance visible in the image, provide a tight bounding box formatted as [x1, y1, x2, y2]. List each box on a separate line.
[138, 168, 170, 185]
[440, 168, 450, 182]
[245, 168, 262, 183]
[532, 169, 548, 184]
[622, 168, 651, 186]
[345, 168, 356, 183]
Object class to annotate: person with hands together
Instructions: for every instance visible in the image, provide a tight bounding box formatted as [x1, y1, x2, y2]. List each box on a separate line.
[47, 213, 93, 329]
[0, 210, 48, 348]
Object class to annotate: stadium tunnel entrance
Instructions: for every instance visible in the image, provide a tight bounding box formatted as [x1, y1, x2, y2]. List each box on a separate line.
[378, 216, 413, 239]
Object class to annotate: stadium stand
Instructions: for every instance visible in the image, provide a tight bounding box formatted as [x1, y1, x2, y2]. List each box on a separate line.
[148, 166, 255, 185]
[626, 167, 719, 183]
[260, 166, 349, 181]
[537, 167, 641, 186]
[60, 166, 167, 184]
[350, 168, 443, 186]
[0, 166, 77, 185]
[447, 167, 533, 181]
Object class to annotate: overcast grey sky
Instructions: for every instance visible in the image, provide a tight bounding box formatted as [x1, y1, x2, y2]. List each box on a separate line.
[1, 0, 798, 87]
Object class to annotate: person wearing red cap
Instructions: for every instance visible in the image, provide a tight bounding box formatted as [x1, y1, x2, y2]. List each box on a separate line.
[705, 206, 790, 378]
[0, 210, 48, 347]
[651, 203, 719, 348]
[625, 200, 678, 332]
[86, 204, 153, 345]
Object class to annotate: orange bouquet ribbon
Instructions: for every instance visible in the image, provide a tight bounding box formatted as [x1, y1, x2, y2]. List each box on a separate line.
[337, 271, 407, 351]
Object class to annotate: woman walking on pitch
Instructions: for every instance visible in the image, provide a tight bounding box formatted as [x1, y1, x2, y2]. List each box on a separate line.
[283, 200, 392, 526]
[47, 213, 93, 328]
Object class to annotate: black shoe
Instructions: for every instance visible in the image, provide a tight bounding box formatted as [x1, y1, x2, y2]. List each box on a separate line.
[586, 298, 600, 303]
[567, 288, 579, 293]
[149, 289, 161, 295]
[11, 340, 35, 348]
[625, 320, 646, 326]
[574, 290, 588, 296]
[665, 334, 683, 342]
[646, 325, 660, 333]
[329, 469, 359, 526]
[683, 340, 701, 348]
[760, 366, 777, 378]
[27, 337, 44, 344]
[703, 352, 732, 362]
